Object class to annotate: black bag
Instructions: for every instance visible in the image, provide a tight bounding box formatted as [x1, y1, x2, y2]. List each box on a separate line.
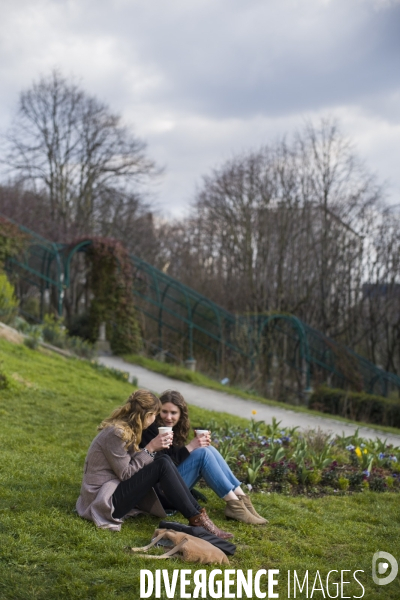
[158, 520, 236, 556]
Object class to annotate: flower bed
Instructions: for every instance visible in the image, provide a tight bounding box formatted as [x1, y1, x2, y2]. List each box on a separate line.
[204, 417, 400, 496]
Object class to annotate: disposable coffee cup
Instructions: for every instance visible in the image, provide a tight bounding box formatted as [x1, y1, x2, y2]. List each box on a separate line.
[195, 429, 209, 437]
[158, 427, 173, 435]
[158, 426, 173, 447]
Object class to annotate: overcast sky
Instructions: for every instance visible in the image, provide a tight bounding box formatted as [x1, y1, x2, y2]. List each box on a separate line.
[1, 0, 400, 218]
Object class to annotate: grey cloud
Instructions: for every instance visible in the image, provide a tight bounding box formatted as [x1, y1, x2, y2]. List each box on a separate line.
[131, 1, 400, 119]
[62, 0, 400, 121]
[5, 0, 398, 121]
[1, 0, 400, 213]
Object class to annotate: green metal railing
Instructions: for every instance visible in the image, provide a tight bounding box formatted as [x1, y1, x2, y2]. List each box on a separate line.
[2, 212, 400, 398]
[1, 213, 64, 318]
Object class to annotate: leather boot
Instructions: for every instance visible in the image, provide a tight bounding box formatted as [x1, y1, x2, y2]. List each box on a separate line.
[189, 508, 234, 539]
[240, 495, 268, 523]
[225, 499, 266, 524]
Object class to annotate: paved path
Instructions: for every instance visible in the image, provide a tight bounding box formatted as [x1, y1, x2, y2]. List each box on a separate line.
[98, 355, 400, 447]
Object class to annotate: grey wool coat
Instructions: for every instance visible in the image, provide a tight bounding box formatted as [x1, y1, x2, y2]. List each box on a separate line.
[76, 425, 157, 531]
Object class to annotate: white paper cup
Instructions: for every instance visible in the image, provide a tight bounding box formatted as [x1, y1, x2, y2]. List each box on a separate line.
[195, 429, 209, 437]
[158, 426, 173, 435]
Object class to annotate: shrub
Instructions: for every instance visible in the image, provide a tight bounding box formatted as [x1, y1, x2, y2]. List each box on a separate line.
[42, 314, 67, 347]
[337, 477, 350, 491]
[321, 467, 338, 486]
[369, 475, 386, 492]
[13, 316, 32, 333]
[24, 334, 41, 350]
[67, 311, 92, 340]
[20, 296, 41, 320]
[307, 469, 322, 485]
[85, 238, 141, 354]
[88, 361, 135, 383]
[0, 273, 19, 324]
[14, 315, 96, 359]
[67, 336, 96, 359]
[309, 385, 400, 428]
[386, 476, 395, 488]
[0, 217, 28, 267]
[22, 323, 43, 349]
[349, 472, 364, 487]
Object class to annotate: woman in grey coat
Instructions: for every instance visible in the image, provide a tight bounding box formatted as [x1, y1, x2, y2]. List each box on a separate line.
[76, 389, 233, 538]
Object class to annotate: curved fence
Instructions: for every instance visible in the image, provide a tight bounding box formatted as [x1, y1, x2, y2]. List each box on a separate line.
[2, 212, 400, 399]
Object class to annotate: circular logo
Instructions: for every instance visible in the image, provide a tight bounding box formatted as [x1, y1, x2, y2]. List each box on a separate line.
[372, 551, 398, 586]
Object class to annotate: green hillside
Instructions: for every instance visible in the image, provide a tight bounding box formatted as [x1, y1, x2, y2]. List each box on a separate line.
[0, 338, 399, 599]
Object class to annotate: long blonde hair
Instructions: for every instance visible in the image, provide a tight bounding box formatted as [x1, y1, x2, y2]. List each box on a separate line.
[99, 389, 161, 451]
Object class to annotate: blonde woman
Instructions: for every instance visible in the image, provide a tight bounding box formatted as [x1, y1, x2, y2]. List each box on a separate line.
[76, 389, 233, 538]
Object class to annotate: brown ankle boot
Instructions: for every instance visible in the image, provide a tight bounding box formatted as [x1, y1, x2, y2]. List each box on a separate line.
[225, 499, 266, 524]
[240, 495, 268, 523]
[189, 508, 234, 539]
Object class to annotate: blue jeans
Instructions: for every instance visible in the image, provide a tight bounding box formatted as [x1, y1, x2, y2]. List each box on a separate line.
[177, 445, 241, 499]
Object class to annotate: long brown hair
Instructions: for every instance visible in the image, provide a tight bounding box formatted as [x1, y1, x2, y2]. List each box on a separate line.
[99, 389, 161, 451]
[158, 389, 190, 446]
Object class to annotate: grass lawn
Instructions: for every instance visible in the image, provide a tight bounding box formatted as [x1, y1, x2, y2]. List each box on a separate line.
[0, 338, 399, 599]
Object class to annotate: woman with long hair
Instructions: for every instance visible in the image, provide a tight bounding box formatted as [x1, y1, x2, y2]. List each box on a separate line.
[140, 390, 267, 525]
[76, 389, 233, 538]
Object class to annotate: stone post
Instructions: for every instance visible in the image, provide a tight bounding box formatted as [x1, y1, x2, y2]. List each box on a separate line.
[184, 358, 197, 372]
[97, 322, 111, 354]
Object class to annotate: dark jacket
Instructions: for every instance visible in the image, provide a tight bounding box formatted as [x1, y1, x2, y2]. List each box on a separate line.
[140, 422, 190, 466]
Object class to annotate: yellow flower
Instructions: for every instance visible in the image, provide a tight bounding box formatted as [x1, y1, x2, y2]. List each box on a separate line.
[355, 447, 362, 458]
[363, 448, 368, 454]
[252, 410, 257, 415]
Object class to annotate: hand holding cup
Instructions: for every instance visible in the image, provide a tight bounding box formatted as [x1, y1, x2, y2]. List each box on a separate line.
[194, 429, 211, 447]
[158, 426, 173, 448]
[146, 427, 173, 452]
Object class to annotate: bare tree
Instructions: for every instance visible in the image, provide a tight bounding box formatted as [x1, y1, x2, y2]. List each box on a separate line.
[295, 118, 383, 338]
[359, 209, 400, 375]
[161, 118, 385, 353]
[1, 70, 159, 239]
